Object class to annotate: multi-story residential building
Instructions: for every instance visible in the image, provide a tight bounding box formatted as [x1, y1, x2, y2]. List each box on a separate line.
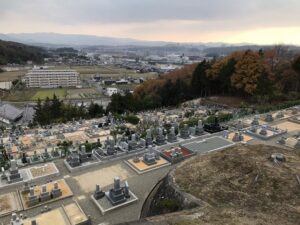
[24, 69, 81, 88]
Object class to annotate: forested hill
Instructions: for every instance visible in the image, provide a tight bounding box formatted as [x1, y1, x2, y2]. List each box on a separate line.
[107, 46, 300, 113]
[0, 39, 48, 65]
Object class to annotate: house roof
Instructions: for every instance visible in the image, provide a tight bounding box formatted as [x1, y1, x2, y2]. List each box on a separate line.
[0, 103, 23, 122]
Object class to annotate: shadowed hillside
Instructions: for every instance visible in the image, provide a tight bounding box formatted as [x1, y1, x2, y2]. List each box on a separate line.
[0, 39, 48, 65]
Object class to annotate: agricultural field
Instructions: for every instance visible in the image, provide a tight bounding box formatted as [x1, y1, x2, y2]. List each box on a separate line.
[53, 65, 157, 79]
[66, 88, 101, 99]
[31, 88, 67, 100]
[0, 70, 27, 82]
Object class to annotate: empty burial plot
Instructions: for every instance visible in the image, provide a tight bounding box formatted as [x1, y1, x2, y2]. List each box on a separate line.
[181, 136, 235, 153]
[276, 121, 300, 132]
[73, 163, 133, 193]
[0, 192, 22, 217]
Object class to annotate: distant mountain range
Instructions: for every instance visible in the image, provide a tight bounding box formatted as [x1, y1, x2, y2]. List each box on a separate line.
[0, 32, 243, 48]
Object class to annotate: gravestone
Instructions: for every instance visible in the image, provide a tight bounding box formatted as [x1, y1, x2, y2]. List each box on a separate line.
[155, 128, 166, 146]
[167, 127, 177, 143]
[195, 120, 204, 135]
[259, 127, 268, 136]
[232, 132, 244, 142]
[145, 129, 153, 147]
[40, 185, 51, 202]
[67, 151, 81, 167]
[79, 145, 91, 163]
[94, 184, 105, 200]
[180, 124, 190, 139]
[51, 182, 62, 198]
[106, 177, 127, 206]
[143, 146, 157, 166]
[27, 188, 39, 206]
[7, 159, 23, 184]
[106, 137, 116, 155]
[128, 134, 138, 151]
[251, 116, 259, 126]
[276, 111, 284, 119]
[265, 113, 274, 122]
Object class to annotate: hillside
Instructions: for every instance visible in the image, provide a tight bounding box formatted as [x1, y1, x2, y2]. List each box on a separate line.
[172, 144, 300, 225]
[0, 39, 47, 65]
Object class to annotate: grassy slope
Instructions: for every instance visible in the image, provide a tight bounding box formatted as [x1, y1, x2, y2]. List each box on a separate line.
[174, 144, 300, 225]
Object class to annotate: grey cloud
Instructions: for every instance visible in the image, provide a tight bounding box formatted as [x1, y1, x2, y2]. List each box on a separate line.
[0, 0, 299, 28]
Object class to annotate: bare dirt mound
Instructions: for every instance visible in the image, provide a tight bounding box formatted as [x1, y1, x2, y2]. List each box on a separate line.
[173, 144, 300, 225]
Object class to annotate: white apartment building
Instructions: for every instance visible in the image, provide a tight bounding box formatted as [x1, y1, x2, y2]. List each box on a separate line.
[24, 69, 81, 88]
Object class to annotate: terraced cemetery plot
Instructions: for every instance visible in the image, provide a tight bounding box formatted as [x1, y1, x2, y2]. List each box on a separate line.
[29, 163, 59, 179]
[0, 192, 22, 217]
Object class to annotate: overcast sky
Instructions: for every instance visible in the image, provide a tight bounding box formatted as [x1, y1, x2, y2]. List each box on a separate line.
[1, 0, 300, 44]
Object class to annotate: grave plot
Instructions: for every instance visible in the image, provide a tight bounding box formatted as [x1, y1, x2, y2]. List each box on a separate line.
[91, 177, 138, 215]
[245, 125, 287, 140]
[0, 192, 22, 217]
[181, 136, 235, 154]
[277, 133, 300, 150]
[28, 163, 59, 180]
[288, 116, 300, 124]
[160, 147, 196, 164]
[276, 121, 300, 132]
[227, 132, 253, 143]
[0, 160, 30, 189]
[73, 163, 132, 193]
[19, 179, 73, 209]
[126, 147, 171, 174]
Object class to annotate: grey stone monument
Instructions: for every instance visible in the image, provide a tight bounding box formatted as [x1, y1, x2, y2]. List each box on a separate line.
[51, 182, 62, 198]
[167, 127, 177, 143]
[195, 120, 204, 136]
[94, 184, 105, 200]
[265, 113, 274, 122]
[106, 177, 128, 206]
[180, 124, 190, 139]
[155, 128, 166, 146]
[276, 111, 284, 119]
[67, 151, 81, 167]
[232, 132, 244, 142]
[7, 159, 23, 184]
[106, 137, 116, 155]
[259, 127, 268, 136]
[27, 188, 39, 207]
[143, 146, 157, 166]
[128, 134, 138, 151]
[251, 116, 259, 126]
[145, 129, 153, 147]
[40, 185, 51, 202]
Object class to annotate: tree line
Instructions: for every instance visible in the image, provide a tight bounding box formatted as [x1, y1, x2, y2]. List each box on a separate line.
[32, 94, 105, 126]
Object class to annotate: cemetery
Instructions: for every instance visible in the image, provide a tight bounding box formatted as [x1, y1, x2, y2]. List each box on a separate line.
[19, 179, 73, 209]
[0, 192, 22, 217]
[91, 177, 138, 215]
[245, 125, 287, 140]
[160, 146, 196, 164]
[126, 146, 171, 174]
